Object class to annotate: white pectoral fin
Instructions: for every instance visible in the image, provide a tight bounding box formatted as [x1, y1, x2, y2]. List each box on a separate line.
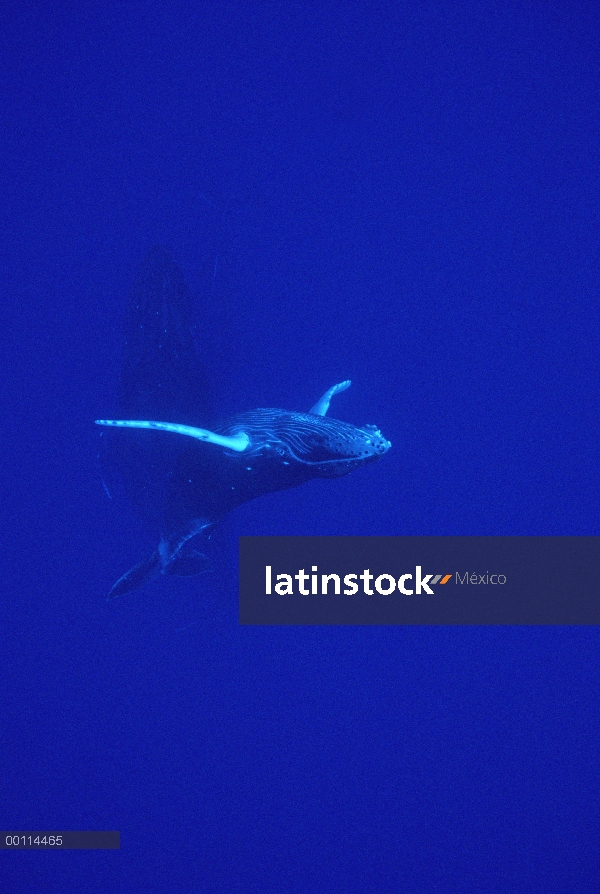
[95, 419, 250, 452]
[309, 380, 351, 416]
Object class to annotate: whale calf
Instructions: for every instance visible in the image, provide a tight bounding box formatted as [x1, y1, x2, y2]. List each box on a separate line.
[98, 250, 390, 598]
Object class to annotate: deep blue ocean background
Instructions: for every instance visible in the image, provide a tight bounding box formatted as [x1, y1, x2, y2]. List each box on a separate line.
[2, 2, 599, 891]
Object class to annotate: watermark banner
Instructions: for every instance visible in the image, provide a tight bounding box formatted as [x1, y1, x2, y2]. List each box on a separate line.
[239, 536, 600, 625]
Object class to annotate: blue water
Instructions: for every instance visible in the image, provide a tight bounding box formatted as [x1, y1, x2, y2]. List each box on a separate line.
[1, 2, 599, 891]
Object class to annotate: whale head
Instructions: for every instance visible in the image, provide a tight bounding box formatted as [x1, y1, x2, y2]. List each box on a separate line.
[221, 410, 391, 478]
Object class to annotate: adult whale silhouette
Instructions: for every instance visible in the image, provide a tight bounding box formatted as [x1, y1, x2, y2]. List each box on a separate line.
[98, 248, 390, 599]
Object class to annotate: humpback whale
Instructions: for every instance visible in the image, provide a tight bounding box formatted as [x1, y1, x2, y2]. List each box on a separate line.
[99, 248, 390, 598]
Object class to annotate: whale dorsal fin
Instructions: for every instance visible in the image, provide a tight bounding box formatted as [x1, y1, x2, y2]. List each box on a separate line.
[309, 380, 351, 416]
[95, 419, 250, 452]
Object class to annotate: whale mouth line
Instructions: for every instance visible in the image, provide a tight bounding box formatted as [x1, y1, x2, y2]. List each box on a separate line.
[272, 441, 389, 467]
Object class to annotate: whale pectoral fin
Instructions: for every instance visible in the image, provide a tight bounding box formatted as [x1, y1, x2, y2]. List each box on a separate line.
[309, 380, 351, 416]
[95, 419, 250, 452]
[107, 522, 214, 597]
[108, 549, 161, 600]
[159, 520, 214, 576]
[166, 548, 213, 576]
